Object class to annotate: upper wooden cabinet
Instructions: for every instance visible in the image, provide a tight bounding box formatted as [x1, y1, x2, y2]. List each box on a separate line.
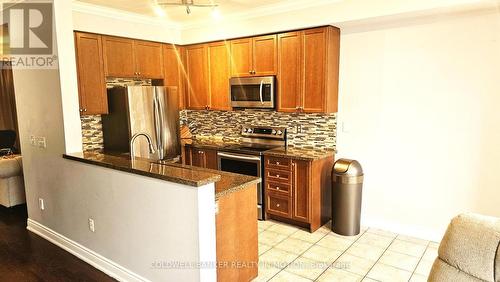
[163, 44, 186, 109]
[74, 32, 108, 115]
[230, 35, 277, 77]
[135, 41, 164, 79]
[102, 36, 163, 79]
[207, 41, 231, 111]
[276, 31, 302, 113]
[185, 44, 209, 110]
[185, 41, 231, 111]
[277, 26, 340, 114]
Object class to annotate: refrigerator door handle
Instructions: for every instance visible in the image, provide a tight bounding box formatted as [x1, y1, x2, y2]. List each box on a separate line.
[153, 95, 162, 159]
[156, 90, 166, 160]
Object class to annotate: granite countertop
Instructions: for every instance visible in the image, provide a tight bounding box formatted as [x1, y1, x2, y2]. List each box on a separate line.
[262, 147, 336, 161]
[63, 152, 260, 200]
[181, 137, 240, 151]
[183, 137, 335, 161]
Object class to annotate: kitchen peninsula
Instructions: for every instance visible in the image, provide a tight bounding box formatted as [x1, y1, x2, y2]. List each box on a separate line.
[63, 152, 260, 282]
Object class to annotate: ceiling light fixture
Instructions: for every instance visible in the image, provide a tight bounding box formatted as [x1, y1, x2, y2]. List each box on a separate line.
[156, 0, 219, 15]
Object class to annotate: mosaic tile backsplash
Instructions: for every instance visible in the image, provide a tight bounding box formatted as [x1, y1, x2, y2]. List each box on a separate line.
[81, 77, 336, 151]
[181, 109, 336, 150]
[81, 115, 104, 151]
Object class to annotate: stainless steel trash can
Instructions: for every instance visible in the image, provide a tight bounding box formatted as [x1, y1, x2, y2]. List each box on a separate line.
[332, 159, 364, 236]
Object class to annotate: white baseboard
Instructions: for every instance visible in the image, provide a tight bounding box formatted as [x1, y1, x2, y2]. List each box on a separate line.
[27, 218, 151, 282]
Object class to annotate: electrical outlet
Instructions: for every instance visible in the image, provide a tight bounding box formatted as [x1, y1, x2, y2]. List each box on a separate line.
[296, 124, 303, 133]
[88, 218, 95, 232]
[39, 198, 45, 210]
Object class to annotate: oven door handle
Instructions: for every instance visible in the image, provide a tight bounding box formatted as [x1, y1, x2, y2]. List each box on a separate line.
[259, 80, 264, 104]
[218, 152, 261, 162]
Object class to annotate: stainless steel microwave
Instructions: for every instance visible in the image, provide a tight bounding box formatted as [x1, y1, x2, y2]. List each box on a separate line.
[229, 76, 275, 109]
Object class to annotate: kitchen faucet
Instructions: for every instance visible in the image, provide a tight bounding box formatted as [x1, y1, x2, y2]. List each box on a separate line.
[130, 133, 156, 159]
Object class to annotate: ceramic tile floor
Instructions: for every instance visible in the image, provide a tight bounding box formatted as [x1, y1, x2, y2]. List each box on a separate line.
[254, 220, 439, 282]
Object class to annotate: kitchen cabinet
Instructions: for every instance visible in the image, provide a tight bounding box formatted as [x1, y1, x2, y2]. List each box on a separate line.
[230, 35, 277, 77]
[102, 36, 163, 79]
[134, 40, 164, 79]
[277, 26, 340, 114]
[185, 44, 209, 110]
[276, 31, 301, 112]
[163, 44, 186, 109]
[207, 41, 231, 111]
[185, 42, 231, 111]
[185, 147, 218, 170]
[74, 32, 108, 115]
[264, 155, 334, 232]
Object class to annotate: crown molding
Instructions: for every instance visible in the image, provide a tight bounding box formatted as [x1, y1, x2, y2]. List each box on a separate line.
[72, 1, 181, 30]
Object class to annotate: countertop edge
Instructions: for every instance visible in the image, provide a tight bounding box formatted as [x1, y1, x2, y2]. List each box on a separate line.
[184, 142, 335, 161]
[261, 150, 335, 161]
[214, 178, 261, 201]
[63, 154, 222, 187]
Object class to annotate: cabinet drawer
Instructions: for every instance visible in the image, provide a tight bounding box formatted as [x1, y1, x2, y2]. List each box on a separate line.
[266, 156, 291, 170]
[266, 169, 291, 183]
[266, 181, 290, 195]
[266, 193, 290, 217]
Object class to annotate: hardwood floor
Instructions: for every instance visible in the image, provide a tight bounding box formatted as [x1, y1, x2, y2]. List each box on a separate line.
[0, 205, 115, 281]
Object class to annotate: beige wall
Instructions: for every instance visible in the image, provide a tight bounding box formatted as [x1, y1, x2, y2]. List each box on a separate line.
[337, 11, 500, 240]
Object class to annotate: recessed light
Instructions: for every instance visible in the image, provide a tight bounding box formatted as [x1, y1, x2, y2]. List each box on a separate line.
[153, 5, 166, 17]
[211, 7, 222, 21]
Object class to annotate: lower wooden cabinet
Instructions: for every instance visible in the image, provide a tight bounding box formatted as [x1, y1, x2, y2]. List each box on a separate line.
[184, 147, 218, 170]
[264, 155, 334, 232]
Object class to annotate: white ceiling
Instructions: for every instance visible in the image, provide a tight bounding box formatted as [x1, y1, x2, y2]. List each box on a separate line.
[77, 0, 290, 23]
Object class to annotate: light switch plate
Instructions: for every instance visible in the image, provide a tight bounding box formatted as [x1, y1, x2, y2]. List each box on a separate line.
[30, 136, 37, 146]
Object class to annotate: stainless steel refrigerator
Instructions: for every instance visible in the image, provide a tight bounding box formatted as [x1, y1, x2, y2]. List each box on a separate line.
[102, 86, 180, 161]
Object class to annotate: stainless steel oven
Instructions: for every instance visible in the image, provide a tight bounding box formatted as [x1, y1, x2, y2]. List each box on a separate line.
[217, 151, 265, 219]
[229, 76, 275, 109]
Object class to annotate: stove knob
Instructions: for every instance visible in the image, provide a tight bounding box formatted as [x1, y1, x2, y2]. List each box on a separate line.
[247, 128, 253, 133]
[276, 130, 283, 135]
[243, 128, 248, 133]
[272, 129, 277, 135]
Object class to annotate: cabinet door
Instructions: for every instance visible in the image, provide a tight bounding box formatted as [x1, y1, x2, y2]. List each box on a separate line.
[191, 148, 217, 169]
[135, 40, 163, 79]
[163, 44, 186, 109]
[230, 38, 252, 77]
[185, 44, 209, 110]
[74, 32, 108, 115]
[277, 32, 301, 113]
[292, 160, 310, 222]
[302, 28, 327, 113]
[208, 42, 231, 111]
[102, 36, 136, 78]
[252, 35, 277, 76]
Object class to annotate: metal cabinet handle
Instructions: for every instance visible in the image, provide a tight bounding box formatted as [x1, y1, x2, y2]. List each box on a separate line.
[83, 108, 87, 112]
[276, 161, 280, 165]
[259, 80, 264, 104]
[276, 204, 280, 208]
[276, 174, 280, 178]
[276, 187, 280, 190]
[198, 151, 204, 154]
